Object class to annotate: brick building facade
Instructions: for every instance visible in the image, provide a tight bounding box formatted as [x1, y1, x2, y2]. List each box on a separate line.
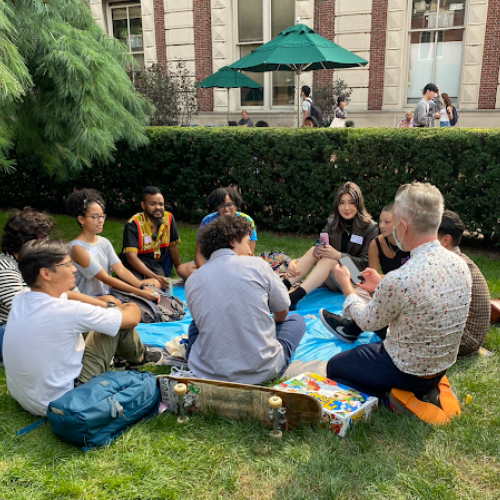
[91, 0, 500, 127]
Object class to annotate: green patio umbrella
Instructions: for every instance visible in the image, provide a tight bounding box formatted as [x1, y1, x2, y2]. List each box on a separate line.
[229, 23, 368, 127]
[196, 66, 262, 124]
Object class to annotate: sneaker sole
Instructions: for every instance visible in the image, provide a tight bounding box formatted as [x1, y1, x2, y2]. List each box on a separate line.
[318, 309, 358, 344]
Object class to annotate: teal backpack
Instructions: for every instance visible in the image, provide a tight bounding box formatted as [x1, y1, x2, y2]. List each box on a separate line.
[46, 371, 160, 451]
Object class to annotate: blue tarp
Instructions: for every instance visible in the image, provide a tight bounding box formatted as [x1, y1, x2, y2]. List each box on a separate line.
[136, 286, 379, 363]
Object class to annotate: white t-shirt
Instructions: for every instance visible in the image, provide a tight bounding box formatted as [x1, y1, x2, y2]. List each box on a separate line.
[3, 290, 121, 416]
[70, 236, 121, 297]
[301, 98, 311, 116]
[439, 107, 450, 124]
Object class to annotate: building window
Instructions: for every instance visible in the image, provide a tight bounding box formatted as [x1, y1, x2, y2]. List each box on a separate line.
[108, 2, 144, 68]
[407, 0, 466, 104]
[236, 0, 295, 108]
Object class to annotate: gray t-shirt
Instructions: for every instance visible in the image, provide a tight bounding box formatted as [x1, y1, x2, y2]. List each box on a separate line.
[185, 248, 290, 384]
[70, 236, 121, 297]
[237, 117, 253, 127]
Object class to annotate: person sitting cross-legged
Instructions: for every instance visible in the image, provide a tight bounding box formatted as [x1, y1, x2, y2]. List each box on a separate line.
[437, 210, 490, 358]
[3, 239, 162, 417]
[185, 215, 306, 384]
[66, 188, 161, 305]
[122, 186, 195, 286]
[323, 183, 472, 424]
[0, 207, 113, 364]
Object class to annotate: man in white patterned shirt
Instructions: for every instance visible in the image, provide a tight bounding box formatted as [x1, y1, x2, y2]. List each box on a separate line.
[324, 183, 471, 423]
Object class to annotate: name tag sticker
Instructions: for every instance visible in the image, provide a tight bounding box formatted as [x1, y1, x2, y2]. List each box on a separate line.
[89, 246, 99, 257]
[144, 236, 152, 244]
[350, 234, 364, 245]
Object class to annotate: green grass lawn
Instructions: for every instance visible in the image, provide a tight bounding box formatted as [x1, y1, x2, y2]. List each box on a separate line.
[1, 211, 500, 499]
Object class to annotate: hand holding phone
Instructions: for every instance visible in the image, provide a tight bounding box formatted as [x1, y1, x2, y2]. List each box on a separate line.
[338, 256, 365, 285]
[313, 238, 325, 258]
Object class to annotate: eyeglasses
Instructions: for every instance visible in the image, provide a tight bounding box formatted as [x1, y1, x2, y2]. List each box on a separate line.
[53, 260, 74, 269]
[217, 202, 235, 209]
[84, 214, 107, 222]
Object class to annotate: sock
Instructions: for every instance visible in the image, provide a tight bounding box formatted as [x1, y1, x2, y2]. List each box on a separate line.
[289, 286, 306, 305]
[282, 278, 292, 290]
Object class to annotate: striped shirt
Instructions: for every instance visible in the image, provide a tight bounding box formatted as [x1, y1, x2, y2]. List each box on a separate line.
[0, 254, 26, 325]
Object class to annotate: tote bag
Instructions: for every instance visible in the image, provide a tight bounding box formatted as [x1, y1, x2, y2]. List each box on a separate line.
[330, 117, 346, 128]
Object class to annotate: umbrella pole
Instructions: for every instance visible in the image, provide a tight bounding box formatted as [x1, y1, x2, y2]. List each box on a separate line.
[227, 88, 230, 125]
[296, 70, 301, 128]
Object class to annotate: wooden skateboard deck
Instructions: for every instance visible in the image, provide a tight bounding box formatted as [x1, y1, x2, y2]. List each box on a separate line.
[156, 375, 323, 430]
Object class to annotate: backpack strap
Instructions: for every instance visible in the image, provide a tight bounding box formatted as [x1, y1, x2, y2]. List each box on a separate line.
[16, 417, 48, 436]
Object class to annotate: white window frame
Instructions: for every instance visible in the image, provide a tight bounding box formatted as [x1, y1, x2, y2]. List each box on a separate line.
[234, 0, 296, 111]
[105, 1, 145, 65]
[406, 0, 467, 105]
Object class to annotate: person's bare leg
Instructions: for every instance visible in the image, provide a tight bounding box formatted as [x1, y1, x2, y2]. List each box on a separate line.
[300, 257, 339, 293]
[287, 247, 320, 285]
[176, 262, 198, 280]
[289, 256, 339, 306]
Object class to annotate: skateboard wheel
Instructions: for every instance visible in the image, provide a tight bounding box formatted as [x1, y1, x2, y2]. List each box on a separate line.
[173, 383, 187, 396]
[269, 396, 282, 409]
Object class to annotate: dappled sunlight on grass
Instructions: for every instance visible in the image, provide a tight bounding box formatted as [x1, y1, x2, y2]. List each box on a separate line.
[0, 210, 499, 498]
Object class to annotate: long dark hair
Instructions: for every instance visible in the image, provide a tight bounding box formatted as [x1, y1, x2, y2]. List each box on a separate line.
[442, 93, 452, 109]
[330, 182, 372, 233]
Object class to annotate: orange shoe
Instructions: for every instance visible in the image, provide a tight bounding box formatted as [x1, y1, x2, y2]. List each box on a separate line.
[437, 376, 461, 418]
[389, 388, 450, 426]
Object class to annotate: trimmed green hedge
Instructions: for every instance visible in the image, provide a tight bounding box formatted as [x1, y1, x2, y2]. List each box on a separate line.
[1, 127, 500, 240]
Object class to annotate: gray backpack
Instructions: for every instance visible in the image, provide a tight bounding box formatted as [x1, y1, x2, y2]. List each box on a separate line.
[111, 288, 185, 323]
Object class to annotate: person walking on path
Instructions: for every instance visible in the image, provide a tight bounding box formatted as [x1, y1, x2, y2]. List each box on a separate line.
[414, 83, 441, 127]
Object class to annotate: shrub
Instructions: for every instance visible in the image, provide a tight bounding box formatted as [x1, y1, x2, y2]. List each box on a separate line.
[313, 80, 353, 125]
[131, 62, 197, 126]
[1, 127, 500, 242]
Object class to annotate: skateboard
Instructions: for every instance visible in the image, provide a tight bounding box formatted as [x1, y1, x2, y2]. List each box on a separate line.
[156, 375, 323, 434]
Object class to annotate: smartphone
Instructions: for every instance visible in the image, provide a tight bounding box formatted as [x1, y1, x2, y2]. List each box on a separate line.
[320, 233, 329, 246]
[339, 256, 365, 285]
[313, 238, 325, 257]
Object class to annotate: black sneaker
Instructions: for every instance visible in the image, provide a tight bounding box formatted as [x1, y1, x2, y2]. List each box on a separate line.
[318, 309, 362, 343]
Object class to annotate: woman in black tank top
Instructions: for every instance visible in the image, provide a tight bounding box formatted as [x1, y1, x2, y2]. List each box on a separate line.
[368, 204, 410, 275]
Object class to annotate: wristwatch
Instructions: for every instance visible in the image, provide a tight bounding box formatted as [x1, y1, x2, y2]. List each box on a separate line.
[106, 302, 117, 308]
[140, 284, 147, 290]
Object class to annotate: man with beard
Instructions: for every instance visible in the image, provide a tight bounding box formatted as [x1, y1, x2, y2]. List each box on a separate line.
[122, 186, 195, 285]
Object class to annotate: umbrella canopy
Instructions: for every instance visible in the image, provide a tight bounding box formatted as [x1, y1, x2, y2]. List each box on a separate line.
[196, 66, 262, 89]
[229, 24, 368, 73]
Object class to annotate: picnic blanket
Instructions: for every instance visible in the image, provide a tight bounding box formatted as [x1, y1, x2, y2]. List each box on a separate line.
[136, 286, 379, 363]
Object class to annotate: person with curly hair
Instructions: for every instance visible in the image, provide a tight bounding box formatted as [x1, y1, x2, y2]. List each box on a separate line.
[66, 189, 162, 305]
[0, 208, 54, 362]
[122, 186, 195, 285]
[184, 187, 257, 279]
[184, 215, 305, 384]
